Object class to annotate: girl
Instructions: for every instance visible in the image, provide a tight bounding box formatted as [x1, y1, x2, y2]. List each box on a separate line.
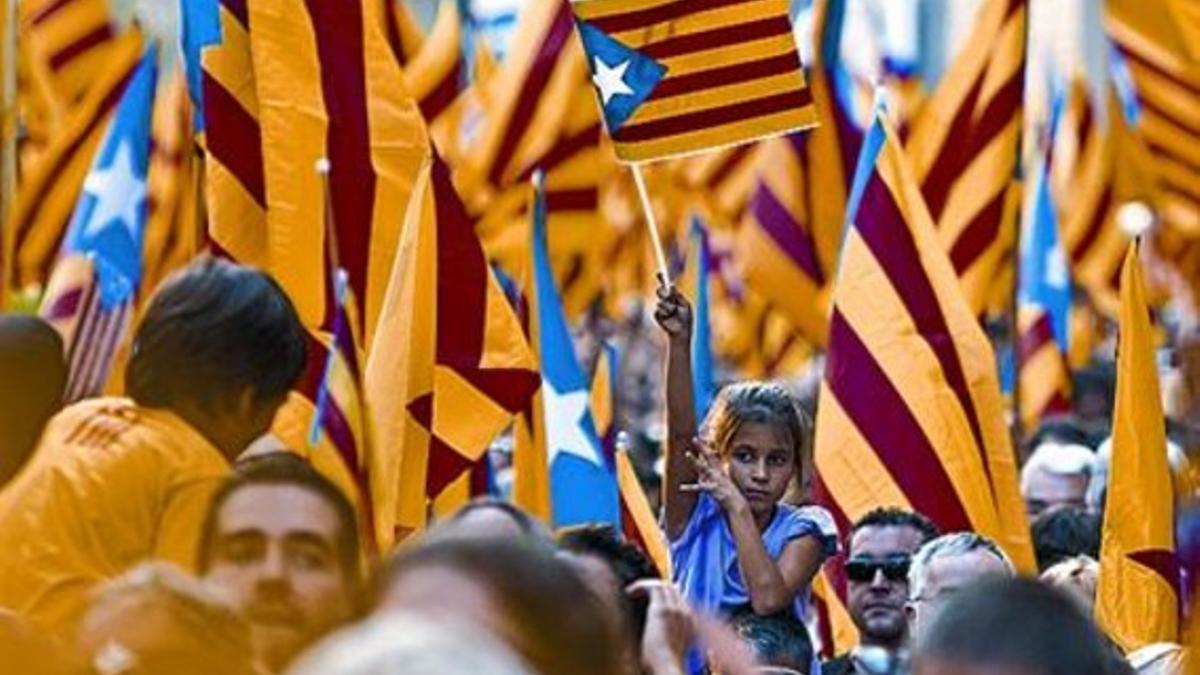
[654, 287, 836, 646]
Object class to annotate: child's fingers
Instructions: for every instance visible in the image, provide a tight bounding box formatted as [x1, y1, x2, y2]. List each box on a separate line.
[680, 481, 714, 493]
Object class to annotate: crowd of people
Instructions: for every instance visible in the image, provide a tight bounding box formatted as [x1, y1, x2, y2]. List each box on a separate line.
[0, 258, 1194, 674]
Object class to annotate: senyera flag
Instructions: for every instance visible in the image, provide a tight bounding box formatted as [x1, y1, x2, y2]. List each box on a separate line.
[570, 0, 819, 163]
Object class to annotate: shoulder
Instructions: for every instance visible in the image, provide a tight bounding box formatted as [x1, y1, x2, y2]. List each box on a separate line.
[775, 504, 840, 556]
[668, 492, 722, 548]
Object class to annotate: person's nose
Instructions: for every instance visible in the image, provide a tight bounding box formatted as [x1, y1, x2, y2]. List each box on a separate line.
[870, 567, 889, 589]
[751, 458, 769, 482]
[256, 544, 288, 584]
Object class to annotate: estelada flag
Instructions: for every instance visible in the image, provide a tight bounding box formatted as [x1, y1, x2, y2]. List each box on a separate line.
[570, 0, 818, 163]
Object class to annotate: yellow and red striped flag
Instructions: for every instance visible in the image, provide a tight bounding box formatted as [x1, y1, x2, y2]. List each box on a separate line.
[308, 268, 377, 554]
[247, 0, 429, 341]
[365, 155, 540, 546]
[5, 28, 142, 293]
[616, 442, 671, 578]
[905, 0, 1027, 316]
[382, 0, 425, 69]
[1095, 242, 1180, 652]
[17, 0, 117, 157]
[186, 0, 269, 268]
[813, 109, 1034, 574]
[735, 0, 861, 348]
[570, 0, 818, 163]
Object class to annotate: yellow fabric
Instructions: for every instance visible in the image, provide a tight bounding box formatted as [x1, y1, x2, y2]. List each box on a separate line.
[247, 0, 428, 341]
[6, 29, 142, 291]
[1095, 243, 1179, 651]
[814, 114, 1034, 572]
[615, 449, 670, 577]
[905, 0, 1025, 316]
[0, 398, 229, 638]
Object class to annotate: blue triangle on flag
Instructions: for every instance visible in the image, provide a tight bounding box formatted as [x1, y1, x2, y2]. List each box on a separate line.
[576, 20, 666, 133]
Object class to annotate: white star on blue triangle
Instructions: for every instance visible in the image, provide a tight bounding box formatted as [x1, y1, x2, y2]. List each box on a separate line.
[64, 47, 157, 310]
[576, 19, 666, 133]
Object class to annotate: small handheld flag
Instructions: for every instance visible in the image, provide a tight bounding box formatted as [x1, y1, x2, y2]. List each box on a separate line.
[570, 0, 818, 163]
[40, 47, 158, 402]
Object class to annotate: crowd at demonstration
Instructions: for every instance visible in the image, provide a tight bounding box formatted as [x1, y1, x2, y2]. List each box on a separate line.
[0, 258, 1194, 675]
[0, 0, 1198, 671]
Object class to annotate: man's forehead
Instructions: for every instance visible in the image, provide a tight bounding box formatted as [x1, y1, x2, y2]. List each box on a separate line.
[217, 483, 341, 537]
[850, 524, 926, 557]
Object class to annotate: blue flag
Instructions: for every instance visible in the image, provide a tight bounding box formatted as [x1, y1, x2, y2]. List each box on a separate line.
[690, 217, 715, 420]
[63, 48, 158, 310]
[532, 179, 619, 527]
[179, 0, 221, 133]
[1020, 160, 1071, 352]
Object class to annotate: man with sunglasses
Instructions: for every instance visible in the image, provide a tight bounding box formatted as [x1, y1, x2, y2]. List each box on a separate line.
[822, 509, 938, 675]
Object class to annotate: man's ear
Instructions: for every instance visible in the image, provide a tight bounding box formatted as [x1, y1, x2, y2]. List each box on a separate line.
[904, 601, 918, 632]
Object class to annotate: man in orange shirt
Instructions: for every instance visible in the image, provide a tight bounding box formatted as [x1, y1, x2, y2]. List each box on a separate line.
[0, 259, 308, 637]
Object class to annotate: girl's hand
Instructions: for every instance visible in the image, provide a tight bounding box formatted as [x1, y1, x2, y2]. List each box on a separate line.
[654, 285, 693, 344]
[681, 439, 748, 515]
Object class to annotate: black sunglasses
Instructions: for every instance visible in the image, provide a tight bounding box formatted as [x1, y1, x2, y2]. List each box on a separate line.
[844, 556, 911, 583]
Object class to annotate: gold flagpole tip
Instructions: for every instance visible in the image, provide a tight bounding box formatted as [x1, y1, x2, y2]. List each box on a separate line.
[531, 168, 545, 190]
[315, 158, 331, 175]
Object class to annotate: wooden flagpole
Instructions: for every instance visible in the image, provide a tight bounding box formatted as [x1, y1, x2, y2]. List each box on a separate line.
[629, 162, 672, 288]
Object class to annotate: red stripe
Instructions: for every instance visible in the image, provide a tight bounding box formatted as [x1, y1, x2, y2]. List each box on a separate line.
[517, 123, 602, 181]
[919, 79, 984, 220]
[963, 70, 1024, 159]
[202, 72, 266, 206]
[649, 51, 802, 101]
[28, 0, 73, 25]
[705, 143, 753, 189]
[431, 156, 488, 363]
[852, 173, 997, 506]
[319, 396, 363, 478]
[947, 188, 1008, 275]
[13, 63, 136, 262]
[487, 0, 573, 186]
[1068, 183, 1113, 264]
[1145, 138, 1200, 178]
[418, 62, 463, 122]
[616, 88, 812, 143]
[825, 308, 974, 532]
[1117, 42, 1200, 99]
[43, 285, 85, 321]
[382, 0, 407, 66]
[586, 0, 757, 35]
[1017, 311, 1055, 364]
[546, 188, 597, 213]
[49, 24, 114, 72]
[1076, 101, 1094, 154]
[750, 180, 825, 285]
[640, 15, 791, 60]
[222, 0, 249, 28]
[304, 0, 377, 326]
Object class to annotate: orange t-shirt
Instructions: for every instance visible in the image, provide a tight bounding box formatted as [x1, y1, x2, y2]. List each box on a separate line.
[0, 398, 229, 637]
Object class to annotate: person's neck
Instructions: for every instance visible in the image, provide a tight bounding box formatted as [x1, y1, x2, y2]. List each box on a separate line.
[859, 634, 906, 654]
[167, 402, 250, 462]
[753, 504, 776, 531]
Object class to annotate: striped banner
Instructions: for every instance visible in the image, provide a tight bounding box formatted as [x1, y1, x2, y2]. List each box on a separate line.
[6, 30, 141, 291]
[572, 0, 818, 162]
[905, 0, 1027, 316]
[814, 111, 1035, 574]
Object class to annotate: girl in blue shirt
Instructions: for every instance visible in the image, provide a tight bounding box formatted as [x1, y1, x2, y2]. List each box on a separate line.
[654, 286, 837, 629]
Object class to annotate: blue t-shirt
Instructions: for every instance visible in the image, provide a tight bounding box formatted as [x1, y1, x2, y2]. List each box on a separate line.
[670, 494, 839, 673]
[670, 493, 839, 618]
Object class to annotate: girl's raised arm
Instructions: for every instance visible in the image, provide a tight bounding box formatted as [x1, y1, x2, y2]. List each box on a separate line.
[653, 285, 700, 541]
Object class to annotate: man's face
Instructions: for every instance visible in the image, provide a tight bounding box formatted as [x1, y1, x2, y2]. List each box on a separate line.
[1022, 466, 1088, 519]
[204, 484, 353, 672]
[907, 550, 1011, 639]
[845, 525, 927, 648]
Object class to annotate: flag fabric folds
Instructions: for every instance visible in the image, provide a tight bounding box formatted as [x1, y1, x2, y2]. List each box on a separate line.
[309, 268, 377, 553]
[5, 29, 142, 292]
[1095, 243, 1180, 652]
[905, 0, 1027, 316]
[365, 155, 540, 546]
[529, 174, 620, 527]
[39, 47, 157, 403]
[571, 0, 818, 162]
[247, 0, 430, 340]
[616, 443, 671, 577]
[1017, 147, 1071, 430]
[813, 109, 1034, 573]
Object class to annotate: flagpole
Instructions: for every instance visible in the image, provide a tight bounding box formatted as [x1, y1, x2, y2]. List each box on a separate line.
[629, 162, 672, 287]
[315, 157, 342, 273]
[0, 0, 17, 306]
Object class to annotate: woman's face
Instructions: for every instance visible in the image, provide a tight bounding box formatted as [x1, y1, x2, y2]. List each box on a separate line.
[723, 421, 796, 518]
